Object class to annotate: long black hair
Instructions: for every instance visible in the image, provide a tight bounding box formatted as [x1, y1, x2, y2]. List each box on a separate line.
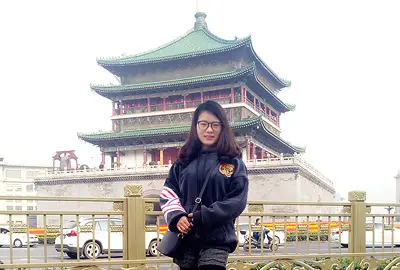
[177, 100, 242, 166]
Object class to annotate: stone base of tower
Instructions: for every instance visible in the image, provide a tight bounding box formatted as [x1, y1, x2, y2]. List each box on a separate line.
[34, 164, 337, 227]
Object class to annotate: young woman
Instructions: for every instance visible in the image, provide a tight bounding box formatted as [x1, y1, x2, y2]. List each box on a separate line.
[160, 100, 249, 270]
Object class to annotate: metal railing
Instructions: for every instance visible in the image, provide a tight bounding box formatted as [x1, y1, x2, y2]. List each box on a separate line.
[1, 187, 400, 270]
[245, 98, 279, 126]
[36, 164, 172, 179]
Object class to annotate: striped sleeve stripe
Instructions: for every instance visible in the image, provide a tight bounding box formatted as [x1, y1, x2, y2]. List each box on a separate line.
[160, 198, 179, 209]
[161, 186, 179, 199]
[162, 205, 185, 215]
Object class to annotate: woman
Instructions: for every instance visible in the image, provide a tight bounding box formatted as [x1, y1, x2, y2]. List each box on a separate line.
[160, 100, 249, 270]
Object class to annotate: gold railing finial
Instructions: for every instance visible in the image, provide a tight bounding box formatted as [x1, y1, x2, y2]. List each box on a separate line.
[124, 184, 143, 197]
[348, 190, 366, 202]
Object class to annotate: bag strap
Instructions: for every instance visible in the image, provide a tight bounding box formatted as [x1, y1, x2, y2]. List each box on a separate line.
[191, 163, 217, 213]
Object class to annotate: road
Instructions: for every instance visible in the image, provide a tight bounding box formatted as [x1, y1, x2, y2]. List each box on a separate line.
[1, 243, 399, 270]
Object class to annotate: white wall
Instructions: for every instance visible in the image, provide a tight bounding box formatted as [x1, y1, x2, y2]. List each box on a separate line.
[120, 151, 136, 167]
[119, 150, 147, 168]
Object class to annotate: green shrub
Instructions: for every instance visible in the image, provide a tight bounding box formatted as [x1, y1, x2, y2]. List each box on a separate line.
[285, 232, 331, 242]
[249, 257, 397, 270]
[38, 236, 56, 244]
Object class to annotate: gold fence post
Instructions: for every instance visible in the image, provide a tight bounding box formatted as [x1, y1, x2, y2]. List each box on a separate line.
[348, 190, 366, 262]
[123, 184, 145, 268]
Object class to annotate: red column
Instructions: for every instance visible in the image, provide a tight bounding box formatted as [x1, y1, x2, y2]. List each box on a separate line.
[163, 97, 166, 111]
[183, 95, 187, 108]
[244, 88, 247, 102]
[251, 143, 256, 160]
[101, 152, 105, 165]
[147, 97, 151, 112]
[201, 92, 204, 103]
[231, 88, 235, 103]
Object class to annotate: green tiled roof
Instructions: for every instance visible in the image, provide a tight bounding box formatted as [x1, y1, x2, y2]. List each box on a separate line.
[77, 116, 304, 153]
[91, 63, 294, 112]
[97, 28, 249, 66]
[285, 103, 296, 111]
[97, 15, 250, 66]
[78, 125, 190, 141]
[78, 117, 261, 142]
[91, 64, 255, 93]
[95, 12, 290, 88]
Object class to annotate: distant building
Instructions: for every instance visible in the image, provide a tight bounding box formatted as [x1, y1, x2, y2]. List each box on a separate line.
[0, 159, 51, 226]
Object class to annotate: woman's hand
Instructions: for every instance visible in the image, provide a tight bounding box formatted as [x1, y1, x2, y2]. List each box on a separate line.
[177, 215, 193, 233]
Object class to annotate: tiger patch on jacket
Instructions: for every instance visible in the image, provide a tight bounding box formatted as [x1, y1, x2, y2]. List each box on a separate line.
[219, 163, 235, 177]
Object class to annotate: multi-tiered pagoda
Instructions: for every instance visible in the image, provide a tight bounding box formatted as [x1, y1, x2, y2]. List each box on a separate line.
[34, 11, 336, 229]
[78, 12, 302, 168]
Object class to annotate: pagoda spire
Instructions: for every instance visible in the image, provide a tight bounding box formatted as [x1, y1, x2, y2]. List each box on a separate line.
[194, 12, 207, 30]
[194, 0, 207, 30]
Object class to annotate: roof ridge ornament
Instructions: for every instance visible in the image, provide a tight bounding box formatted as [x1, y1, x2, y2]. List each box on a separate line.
[194, 12, 208, 30]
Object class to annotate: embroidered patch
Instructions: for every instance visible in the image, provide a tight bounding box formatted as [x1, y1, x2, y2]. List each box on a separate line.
[219, 163, 235, 177]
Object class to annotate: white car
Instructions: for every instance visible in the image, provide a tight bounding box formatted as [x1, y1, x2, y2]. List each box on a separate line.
[54, 218, 163, 259]
[236, 223, 285, 246]
[332, 223, 400, 247]
[0, 226, 39, 248]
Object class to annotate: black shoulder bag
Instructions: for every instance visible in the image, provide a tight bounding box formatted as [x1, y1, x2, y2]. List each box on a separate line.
[156, 167, 213, 258]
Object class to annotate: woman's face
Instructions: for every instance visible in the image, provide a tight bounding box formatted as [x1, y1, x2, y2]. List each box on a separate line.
[196, 111, 222, 149]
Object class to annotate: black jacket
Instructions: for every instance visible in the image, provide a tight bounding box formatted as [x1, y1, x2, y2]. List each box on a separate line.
[160, 148, 249, 252]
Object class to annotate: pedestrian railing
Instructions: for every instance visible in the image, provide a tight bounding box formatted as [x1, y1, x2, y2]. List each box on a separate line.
[1, 186, 400, 270]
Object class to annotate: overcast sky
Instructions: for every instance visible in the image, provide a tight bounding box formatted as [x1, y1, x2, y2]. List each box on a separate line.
[0, 0, 399, 203]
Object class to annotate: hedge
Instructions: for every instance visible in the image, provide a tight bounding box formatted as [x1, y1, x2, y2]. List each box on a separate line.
[37, 234, 58, 244]
[250, 257, 398, 270]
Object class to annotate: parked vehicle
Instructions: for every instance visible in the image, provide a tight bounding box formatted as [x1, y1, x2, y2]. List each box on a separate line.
[0, 226, 39, 248]
[332, 223, 400, 247]
[54, 218, 163, 259]
[236, 223, 285, 246]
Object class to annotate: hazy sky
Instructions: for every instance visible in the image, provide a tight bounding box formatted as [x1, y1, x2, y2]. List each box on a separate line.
[0, 0, 399, 202]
